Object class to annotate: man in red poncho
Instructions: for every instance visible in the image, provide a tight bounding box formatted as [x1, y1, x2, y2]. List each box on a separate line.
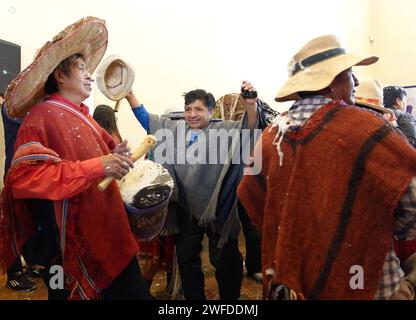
[238, 35, 416, 300]
[0, 17, 151, 300]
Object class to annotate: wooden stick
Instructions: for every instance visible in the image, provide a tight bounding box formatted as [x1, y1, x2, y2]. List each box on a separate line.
[97, 135, 157, 191]
[114, 100, 121, 112]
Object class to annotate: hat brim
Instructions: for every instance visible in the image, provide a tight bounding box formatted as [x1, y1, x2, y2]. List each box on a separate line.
[355, 99, 392, 115]
[96, 55, 135, 101]
[5, 17, 108, 117]
[275, 53, 378, 102]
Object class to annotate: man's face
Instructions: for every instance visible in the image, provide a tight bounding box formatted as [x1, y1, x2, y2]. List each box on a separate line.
[396, 96, 407, 112]
[184, 99, 212, 129]
[60, 58, 93, 102]
[330, 68, 359, 105]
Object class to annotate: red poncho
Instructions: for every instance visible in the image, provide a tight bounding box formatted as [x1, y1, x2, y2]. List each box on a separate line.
[0, 94, 138, 299]
[238, 102, 416, 299]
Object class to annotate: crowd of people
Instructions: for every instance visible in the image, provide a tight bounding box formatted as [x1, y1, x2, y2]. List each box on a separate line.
[0, 17, 415, 300]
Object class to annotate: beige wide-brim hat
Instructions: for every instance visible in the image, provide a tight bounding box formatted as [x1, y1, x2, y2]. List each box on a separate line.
[275, 35, 378, 102]
[355, 77, 392, 115]
[5, 16, 108, 118]
[96, 55, 135, 101]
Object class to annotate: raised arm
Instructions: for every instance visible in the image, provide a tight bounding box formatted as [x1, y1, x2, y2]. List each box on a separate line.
[126, 90, 149, 132]
[241, 80, 258, 130]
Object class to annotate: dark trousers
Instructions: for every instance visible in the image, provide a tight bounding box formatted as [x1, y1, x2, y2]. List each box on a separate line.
[7, 258, 23, 276]
[101, 258, 152, 300]
[238, 201, 262, 275]
[174, 211, 243, 300]
[29, 200, 68, 300]
[24, 200, 151, 300]
[41, 256, 70, 300]
[8, 199, 59, 278]
[44, 257, 152, 300]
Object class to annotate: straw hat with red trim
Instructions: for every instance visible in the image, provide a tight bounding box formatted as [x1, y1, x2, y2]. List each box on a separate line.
[355, 77, 392, 115]
[5, 16, 108, 117]
[275, 35, 378, 102]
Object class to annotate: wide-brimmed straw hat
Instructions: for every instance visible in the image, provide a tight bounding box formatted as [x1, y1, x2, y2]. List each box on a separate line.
[5, 16, 108, 118]
[275, 35, 378, 102]
[355, 77, 392, 115]
[96, 55, 135, 101]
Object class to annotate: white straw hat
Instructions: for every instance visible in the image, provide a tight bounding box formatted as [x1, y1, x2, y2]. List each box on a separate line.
[355, 77, 392, 115]
[96, 55, 135, 101]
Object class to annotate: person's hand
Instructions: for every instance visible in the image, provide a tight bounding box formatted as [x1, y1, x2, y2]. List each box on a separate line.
[241, 80, 258, 107]
[101, 153, 134, 179]
[125, 90, 141, 108]
[125, 90, 133, 101]
[113, 139, 131, 157]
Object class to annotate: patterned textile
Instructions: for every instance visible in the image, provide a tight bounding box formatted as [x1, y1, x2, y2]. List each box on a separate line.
[238, 97, 416, 299]
[0, 93, 138, 299]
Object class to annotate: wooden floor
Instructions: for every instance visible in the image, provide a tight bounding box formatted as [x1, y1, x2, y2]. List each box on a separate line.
[0, 234, 262, 300]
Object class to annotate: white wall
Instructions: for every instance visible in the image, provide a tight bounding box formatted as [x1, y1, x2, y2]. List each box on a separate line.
[6, 0, 410, 187]
[371, 0, 416, 86]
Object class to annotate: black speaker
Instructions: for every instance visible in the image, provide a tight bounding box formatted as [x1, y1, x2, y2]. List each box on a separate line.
[0, 39, 21, 95]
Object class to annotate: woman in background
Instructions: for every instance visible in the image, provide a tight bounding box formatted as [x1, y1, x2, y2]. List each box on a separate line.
[93, 104, 123, 144]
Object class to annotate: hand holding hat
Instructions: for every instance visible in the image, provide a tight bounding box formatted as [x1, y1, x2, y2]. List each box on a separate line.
[96, 55, 135, 111]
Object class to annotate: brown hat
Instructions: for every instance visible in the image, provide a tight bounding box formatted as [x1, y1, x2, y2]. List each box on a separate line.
[5, 16, 108, 117]
[96, 55, 135, 101]
[275, 35, 378, 102]
[214, 93, 245, 121]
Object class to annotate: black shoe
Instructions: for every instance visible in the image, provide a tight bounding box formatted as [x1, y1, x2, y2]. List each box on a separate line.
[146, 279, 153, 290]
[248, 272, 263, 284]
[25, 265, 45, 280]
[7, 272, 37, 292]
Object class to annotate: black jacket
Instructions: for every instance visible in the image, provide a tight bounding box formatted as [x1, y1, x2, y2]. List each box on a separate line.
[388, 107, 416, 147]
